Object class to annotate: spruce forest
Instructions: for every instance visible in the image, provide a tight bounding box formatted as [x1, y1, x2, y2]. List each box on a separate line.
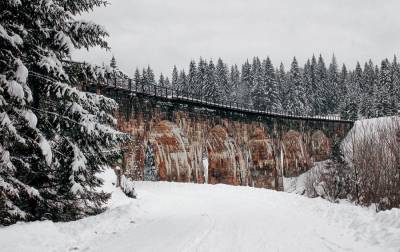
[135, 55, 400, 120]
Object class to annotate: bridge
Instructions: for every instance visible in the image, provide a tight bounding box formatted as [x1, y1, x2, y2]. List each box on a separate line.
[90, 72, 354, 191]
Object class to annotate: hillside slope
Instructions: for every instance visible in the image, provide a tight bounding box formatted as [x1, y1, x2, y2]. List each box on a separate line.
[0, 169, 399, 252]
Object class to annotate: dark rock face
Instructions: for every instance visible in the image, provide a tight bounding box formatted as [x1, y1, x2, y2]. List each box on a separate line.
[111, 95, 352, 191]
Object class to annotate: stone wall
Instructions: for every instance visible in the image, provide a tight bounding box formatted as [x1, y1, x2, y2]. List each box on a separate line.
[112, 93, 353, 191]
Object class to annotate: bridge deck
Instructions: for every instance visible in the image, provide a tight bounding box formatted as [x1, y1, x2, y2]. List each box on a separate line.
[101, 84, 354, 124]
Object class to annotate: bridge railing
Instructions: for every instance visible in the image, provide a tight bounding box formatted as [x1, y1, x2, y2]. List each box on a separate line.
[98, 71, 350, 122]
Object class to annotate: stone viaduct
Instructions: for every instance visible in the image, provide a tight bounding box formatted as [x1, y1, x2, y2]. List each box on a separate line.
[95, 83, 354, 191]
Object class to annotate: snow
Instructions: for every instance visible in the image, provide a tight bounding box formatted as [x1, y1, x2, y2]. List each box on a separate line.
[6, 80, 24, 100]
[38, 136, 52, 166]
[20, 109, 37, 128]
[283, 161, 328, 194]
[1, 175, 399, 251]
[0, 24, 23, 47]
[15, 59, 28, 84]
[202, 156, 208, 183]
[342, 116, 400, 161]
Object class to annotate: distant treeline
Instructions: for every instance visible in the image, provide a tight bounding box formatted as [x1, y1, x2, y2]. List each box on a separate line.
[131, 55, 400, 120]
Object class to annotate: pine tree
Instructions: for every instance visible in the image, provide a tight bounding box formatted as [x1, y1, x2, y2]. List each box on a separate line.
[203, 59, 218, 101]
[376, 59, 395, 116]
[251, 57, 265, 110]
[146, 65, 155, 85]
[360, 60, 376, 118]
[310, 55, 320, 114]
[315, 55, 328, 114]
[262, 57, 280, 112]
[141, 68, 148, 91]
[134, 68, 141, 89]
[110, 56, 117, 69]
[341, 66, 361, 120]
[250, 57, 263, 107]
[215, 58, 230, 102]
[164, 77, 171, 89]
[276, 63, 287, 111]
[391, 55, 400, 114]
[241, 60, 252, 105]
[303, 59, 314, 114]
[327, 55, 339, 113]
[287, 57, 307, 115]
[171, 65, 179, 91]
[188, 60, 197, 92]
[177, 70, 187, 94]
[229, 65, 241, 102]
[1, 0, 127, 224]
[196, 58, 207, 99]
[158, 73, 165, 87]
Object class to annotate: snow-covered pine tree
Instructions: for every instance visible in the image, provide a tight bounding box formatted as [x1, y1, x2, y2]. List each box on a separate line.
[327, 55, 339, 113]
[158, 73, 165, 87]
[241, 60, 252, 105]
[196, 58, 207, 99]
[250, 57, 265, 110]
[177, 70, 187, 94]
[287, 57, 307, 115]
[376, 59, 394, 116]
[315, 55, 328, 114]
[215, 58, 230, 102]
[229, 65, 241, 102]
[310, 55, 320, 114]
[360, 60, 377, 118]
[188, 60, 197, 92]
[391, 55, 400, 114]
[250, 57, 263, 108]
[164, 77, 171, 89]
[262, 57, 281, 112]
[339, 64, 348, 97]
[110, 56, 117, 69]
[1, 0, 128, 224]
[140, 68, 148, 92]
[134, 68, 141, 89]
[341, 67, 360, 120]
[276, 63, 287, 111]
[303, 59, 314, 115]
[204, 60, 218, 102]
[171, 65, 179, 91]
[146, 66, 156, 86]
[0, 0, 45, 224]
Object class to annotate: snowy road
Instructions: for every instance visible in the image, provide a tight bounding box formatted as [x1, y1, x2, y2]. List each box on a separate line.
[1, 170, 399, 252]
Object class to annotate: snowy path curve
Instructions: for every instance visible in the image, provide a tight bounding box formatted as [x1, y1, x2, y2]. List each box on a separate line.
[1, 174, 399, 251]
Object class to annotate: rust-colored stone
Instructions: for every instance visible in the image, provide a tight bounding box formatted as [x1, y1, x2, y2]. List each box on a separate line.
[113, 103, 350, 191]
[206, 125, 243, 185]
[248, 128, 277, 188]
[311, 130, 331, 162]
[282, 130, 311, 177]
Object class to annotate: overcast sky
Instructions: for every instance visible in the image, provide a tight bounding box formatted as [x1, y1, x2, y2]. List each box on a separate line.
[73, 0, 400, 77]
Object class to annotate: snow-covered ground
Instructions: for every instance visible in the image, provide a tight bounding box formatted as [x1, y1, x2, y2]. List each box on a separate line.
[1, 169, 400, 252]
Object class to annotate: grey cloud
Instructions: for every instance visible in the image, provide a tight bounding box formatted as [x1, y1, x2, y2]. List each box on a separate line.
[72, 0, 400, 77]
